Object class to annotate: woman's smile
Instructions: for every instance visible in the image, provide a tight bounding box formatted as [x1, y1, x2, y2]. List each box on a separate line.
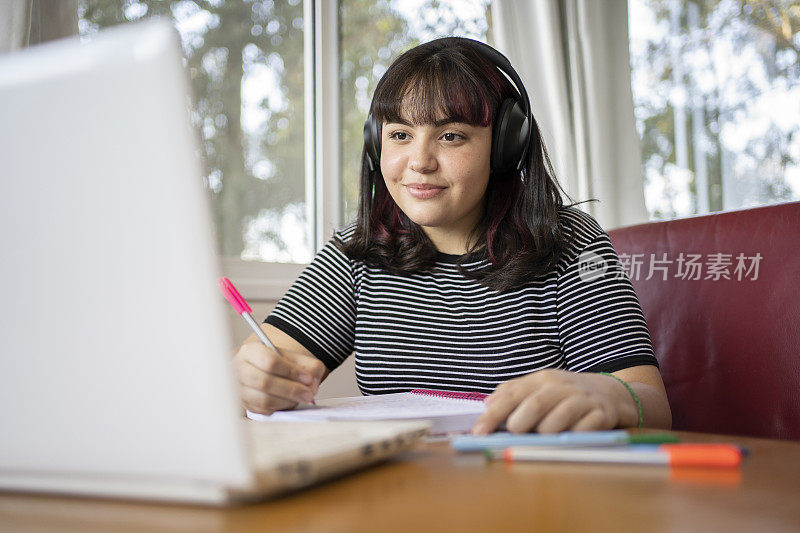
[404, 182, 447, 199]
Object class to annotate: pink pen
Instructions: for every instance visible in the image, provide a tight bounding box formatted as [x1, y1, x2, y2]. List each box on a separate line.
[218, 277, 316, 404]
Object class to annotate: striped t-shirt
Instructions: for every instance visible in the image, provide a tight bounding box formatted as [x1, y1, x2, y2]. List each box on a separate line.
[267, 207, 657, 395]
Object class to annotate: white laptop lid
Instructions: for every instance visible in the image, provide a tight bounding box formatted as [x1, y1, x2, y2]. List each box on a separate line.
[0, 20, 253, 492]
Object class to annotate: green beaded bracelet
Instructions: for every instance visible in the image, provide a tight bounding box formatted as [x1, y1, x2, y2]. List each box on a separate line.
[599, 372, 643, 428]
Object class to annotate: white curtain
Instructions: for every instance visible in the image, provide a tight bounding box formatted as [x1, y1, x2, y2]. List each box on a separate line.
[493, 0, 648, 230]
[0, 0, 78, 53]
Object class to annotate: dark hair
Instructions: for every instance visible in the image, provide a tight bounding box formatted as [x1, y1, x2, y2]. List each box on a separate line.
[339, 37, 571, 292]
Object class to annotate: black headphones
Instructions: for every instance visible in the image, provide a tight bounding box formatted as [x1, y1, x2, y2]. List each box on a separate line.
[362, 38, 532, 174]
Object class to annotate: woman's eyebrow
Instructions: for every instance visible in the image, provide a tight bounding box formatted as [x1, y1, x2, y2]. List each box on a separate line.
[384, 118, 470, 127]
[433, 118, 468, 127]
[384, 118, 413, 126]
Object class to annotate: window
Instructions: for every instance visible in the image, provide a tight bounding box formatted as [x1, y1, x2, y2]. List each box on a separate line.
[629, 0, 800, 220]
[80, 0, 310, 265]
[78, 0, 493, 297]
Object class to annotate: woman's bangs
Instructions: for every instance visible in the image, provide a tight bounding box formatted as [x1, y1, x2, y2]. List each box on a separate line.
[374, 65, 495, 127]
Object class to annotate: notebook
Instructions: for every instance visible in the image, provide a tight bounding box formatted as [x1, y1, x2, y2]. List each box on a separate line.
[249, 390, 488, 435]
[0, 19, 429, 506]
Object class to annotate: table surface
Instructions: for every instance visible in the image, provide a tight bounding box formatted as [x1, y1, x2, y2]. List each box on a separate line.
[1, 430, 799, 532]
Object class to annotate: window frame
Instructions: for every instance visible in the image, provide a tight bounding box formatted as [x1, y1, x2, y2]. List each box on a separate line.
[223, 0, 340, 301]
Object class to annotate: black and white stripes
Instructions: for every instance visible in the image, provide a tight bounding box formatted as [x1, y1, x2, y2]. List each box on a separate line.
[267, 207, 657, 395]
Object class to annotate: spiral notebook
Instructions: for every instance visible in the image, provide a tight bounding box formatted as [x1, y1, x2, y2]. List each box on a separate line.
[249, 390, 488, 435]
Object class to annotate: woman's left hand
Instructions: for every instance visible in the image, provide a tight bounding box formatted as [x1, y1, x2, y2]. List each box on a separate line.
[471, 369, 639, 435]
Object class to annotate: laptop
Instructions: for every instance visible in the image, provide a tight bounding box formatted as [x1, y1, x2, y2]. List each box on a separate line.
[0, 20, 428, 505]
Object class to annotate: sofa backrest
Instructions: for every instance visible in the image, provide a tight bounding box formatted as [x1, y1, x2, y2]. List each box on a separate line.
[607, 202, 800, 440]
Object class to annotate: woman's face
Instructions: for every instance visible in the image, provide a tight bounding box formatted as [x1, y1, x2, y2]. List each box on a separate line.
[379, 116, 492, 253]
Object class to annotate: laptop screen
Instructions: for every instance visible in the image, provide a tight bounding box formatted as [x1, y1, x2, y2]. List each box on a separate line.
[0, 20, 251, 488]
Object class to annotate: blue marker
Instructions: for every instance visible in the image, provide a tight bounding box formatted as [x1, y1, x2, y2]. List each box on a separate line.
[451, 430, 678, 452]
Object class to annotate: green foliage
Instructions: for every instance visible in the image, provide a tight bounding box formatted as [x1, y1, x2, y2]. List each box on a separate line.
[80, 0, 306, 258]
[632, 0, 800, 218]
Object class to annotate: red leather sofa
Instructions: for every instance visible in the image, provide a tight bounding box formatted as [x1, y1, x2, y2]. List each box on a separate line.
[607, 201, 800, 440]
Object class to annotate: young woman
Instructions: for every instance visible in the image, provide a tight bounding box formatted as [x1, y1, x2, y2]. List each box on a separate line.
[233, 37, 672, 434]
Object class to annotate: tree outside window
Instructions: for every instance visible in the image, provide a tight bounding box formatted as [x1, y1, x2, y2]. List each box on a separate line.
[629, 0, 800, 219]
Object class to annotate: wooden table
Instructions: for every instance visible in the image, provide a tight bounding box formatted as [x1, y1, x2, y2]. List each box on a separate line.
[1, 430, 799, 532]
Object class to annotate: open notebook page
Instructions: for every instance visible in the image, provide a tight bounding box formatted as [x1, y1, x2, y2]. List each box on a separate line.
[248, 391, 487, 435]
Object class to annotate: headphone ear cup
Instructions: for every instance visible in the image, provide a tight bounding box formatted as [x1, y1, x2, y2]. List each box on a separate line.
[363, 113, 381, 172]
[491, 98, 530, 173]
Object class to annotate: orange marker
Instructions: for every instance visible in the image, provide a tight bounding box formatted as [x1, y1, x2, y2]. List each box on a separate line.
[500, 443, 743, 468]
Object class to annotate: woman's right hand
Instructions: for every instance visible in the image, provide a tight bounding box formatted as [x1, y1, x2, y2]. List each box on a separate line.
[233, 338, 326, 415]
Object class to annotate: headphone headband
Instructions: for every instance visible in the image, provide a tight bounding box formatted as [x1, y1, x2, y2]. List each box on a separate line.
[464, 39, 531, 124]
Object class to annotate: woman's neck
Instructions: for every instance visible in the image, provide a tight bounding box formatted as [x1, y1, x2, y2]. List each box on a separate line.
[418, 201, 486, 254]
[422, 223, 485, 255]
